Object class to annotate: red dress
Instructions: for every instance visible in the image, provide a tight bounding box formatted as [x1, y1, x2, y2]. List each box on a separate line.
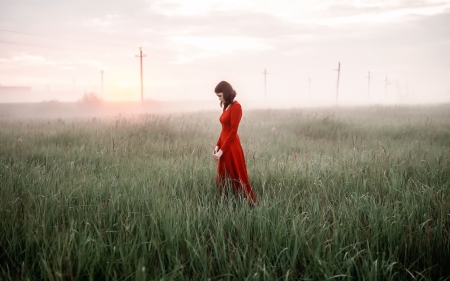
[216, 101, 257, 204]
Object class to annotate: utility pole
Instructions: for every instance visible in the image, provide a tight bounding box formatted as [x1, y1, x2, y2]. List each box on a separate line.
[100, 69, 104, 98]
[135, 47, 146, 102]
[396, 80, 400, 97]
[262, 68, 268, 100]
[334, 62, 340, 104]
[308, 77, 311, 99]
[384, 75, 390, 98]
[367, 71, 371, 100]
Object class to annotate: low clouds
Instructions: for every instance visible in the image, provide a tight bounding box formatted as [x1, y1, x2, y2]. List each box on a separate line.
[168, 35, 272, 63]
[83, 15, 120, 28]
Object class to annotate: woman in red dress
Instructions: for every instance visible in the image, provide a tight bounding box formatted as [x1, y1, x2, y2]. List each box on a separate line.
[212, 81, 257, 205]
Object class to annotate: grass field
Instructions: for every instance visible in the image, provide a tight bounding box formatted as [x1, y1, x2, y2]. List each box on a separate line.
[1, 104, 449, 280]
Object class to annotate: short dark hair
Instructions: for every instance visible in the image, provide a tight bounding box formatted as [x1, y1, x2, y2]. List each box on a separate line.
[214, 81, 236, 110]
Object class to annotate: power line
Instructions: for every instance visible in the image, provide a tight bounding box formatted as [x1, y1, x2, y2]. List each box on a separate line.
[0, 39, 261, 77]
[1, 39, 162, 57]
[0, 29, 134, 48]
[0, 39, 108, 53]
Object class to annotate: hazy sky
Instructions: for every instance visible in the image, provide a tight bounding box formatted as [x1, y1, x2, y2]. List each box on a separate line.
[1, 0, 449, 104]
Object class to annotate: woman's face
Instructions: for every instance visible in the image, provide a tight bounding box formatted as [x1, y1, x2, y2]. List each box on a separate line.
[216, 92, 225, 103]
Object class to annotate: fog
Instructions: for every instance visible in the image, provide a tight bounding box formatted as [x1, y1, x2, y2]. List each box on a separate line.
[2, 98, 450, 122]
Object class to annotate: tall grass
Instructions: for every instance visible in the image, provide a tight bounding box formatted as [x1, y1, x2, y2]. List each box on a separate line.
[1, 106, 449, 280]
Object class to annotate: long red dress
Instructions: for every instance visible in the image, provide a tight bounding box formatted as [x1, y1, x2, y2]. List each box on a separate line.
[216, 101, 257, 204]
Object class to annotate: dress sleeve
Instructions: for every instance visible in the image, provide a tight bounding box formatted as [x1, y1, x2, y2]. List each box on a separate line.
[216, 137, 221, 147]
[220, 103, 242, 152]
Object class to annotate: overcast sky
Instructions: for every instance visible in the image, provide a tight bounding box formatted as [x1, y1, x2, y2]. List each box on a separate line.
[0, 0, 449, 104]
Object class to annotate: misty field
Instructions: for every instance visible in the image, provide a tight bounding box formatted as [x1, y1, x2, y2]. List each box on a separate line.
[1, 105, 450, 280]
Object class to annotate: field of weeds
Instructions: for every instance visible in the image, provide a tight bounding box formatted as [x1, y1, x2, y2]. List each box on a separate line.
[1, 105, 449, 280]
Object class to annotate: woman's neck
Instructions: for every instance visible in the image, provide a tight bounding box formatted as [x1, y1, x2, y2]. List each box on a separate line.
[224, 101, 234, 111]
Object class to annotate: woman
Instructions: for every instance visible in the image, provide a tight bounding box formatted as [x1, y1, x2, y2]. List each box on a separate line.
[212, 81, 257, 205]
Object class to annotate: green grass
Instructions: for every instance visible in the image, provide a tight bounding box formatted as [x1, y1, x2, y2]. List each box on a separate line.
[1, 105, 450, 280]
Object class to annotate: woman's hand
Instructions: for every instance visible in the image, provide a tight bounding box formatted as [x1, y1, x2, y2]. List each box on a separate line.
[212, 146, 218, 157]
[214, 149, 223, 161]
[212, 146, 219, 160]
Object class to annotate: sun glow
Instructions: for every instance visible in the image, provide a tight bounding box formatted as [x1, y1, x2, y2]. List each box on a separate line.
[108, 82, 136, 101]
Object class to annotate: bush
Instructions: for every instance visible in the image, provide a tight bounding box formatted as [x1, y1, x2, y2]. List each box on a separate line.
[79, 91, 103, 107]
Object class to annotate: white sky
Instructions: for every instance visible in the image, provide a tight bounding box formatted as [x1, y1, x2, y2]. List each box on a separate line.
[0, 0, 449, 104]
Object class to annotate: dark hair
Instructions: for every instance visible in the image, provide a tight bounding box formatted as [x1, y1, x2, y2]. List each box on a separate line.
[214, 81, 236, 110]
